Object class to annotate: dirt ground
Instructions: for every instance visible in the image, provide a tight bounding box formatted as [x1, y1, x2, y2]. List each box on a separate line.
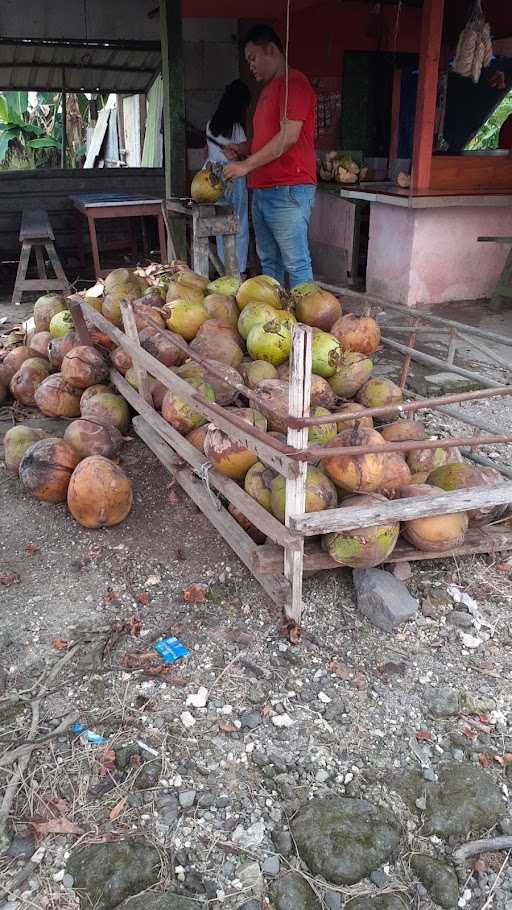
[1, 291, 512, 910]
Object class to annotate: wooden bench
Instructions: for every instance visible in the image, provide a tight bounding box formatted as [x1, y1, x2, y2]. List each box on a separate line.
[11, 209, 70, 306]
[478, 235, 512, 304]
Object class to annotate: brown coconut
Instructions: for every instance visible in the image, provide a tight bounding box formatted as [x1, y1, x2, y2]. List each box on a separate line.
[0, 384, 6, 404]
[111, 347, 133, 375]
[189, 320, 244, 369]
[378, 453, 412, 495]
[10, 358, 51, 406]
[34, 373, 82, 418]
[293, 285, 342, 332]
[4, 426, 49, 473]
[244, 461, 277, 512]
[132, 302, 166, 335]
[407, 446, 447, 475]
[380, 419, 426, 443]
[28, 332, 51, 360]
[61, 346, 109, 390]
[336, 402, 374, 432]
[64, 418, 123, 461]
[186, 424, 209, 453]
[151, 381, 167, 411]
[310, 374, 336, 410]
[1, 346, 32, 384]
[270, 466, 337, 524]
[80, 392, 130, 433]
[253, 379, 290, 434]
[356, 377, 403, 410]
[140, 329, 187, 368]
[321, 427, 387, 493]
[161, 377, 215, 434]
[49, 331, 78, 370]
[81, 384, 111, 406]
[228, 504, 267, 544]
[323, 493, 400, 567]
[202, 360, 242, 406]
[428, 462, 506, 525]
[244, 360, 279, 389]
[203, 294, 239, 329]
[276, 362, 289, 381]
[33, 294, 66, 333]
[19, 437, 80, 503]
[331, 313, 381, 355]
[67, 456, 132, 528]
[400, 483, 468, 551]
[328, 352, 373, 399]
[204, 409, 267, 481]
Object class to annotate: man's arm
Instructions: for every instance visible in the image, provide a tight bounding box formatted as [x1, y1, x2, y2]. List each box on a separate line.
[224, 120, 303, 179]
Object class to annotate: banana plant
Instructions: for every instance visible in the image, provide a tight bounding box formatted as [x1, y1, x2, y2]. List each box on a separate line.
[0, 91, 60, 164]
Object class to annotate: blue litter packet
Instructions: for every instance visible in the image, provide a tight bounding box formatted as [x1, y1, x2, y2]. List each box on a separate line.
[70, 723, 108, 745]
[154, 636, 189, 664]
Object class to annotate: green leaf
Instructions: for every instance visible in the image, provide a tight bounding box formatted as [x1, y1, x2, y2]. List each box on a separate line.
[28, 136, 60, 149]
[0, 128, 18, 162]
[0, 95, 8, 123]
[5, 91, 28, 118]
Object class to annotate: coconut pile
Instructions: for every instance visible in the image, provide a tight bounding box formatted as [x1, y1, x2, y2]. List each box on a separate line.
[0, 264, 506, 563]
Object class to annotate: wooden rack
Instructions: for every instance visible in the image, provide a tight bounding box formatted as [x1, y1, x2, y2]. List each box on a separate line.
[70, 297, 512, 625]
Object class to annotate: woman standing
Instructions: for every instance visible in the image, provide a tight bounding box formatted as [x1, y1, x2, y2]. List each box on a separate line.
[206, 79, 251, 276]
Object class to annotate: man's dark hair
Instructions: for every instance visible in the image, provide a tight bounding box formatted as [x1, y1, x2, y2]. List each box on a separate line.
[242, 24, 284, 53]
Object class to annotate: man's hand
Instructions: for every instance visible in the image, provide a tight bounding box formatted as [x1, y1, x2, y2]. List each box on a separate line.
[224, 160, 250, 180]
[223, 144, 241, 161]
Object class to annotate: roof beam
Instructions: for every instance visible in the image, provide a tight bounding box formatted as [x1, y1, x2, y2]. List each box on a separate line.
[2, 62, 157, 74]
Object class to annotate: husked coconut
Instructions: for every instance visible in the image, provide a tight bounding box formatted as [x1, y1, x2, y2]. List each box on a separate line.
[331, 313, 380, 355]
[81, 392, 130, 433]
[64, 418, 123, 461]
[329, 352, 373, 398]
[10, 358, 51, 406]
[270, 466, 337, 523]
[321, 427, 387, 493]
[380, 419, 426, 442]
[204, 409, 267, 480]
[400, 483, 468, 551]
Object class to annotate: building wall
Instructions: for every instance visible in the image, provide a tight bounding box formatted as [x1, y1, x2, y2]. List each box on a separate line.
[184, 18, 240, 132]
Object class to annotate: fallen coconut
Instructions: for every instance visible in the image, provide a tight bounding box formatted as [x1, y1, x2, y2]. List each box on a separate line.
[238, 302, 278, 341]
[270, 465, 337, 523]
[428, 462, 506, 525]
[80, 392, 130, 433]
[310, 374, 336, 409]
[28, 332, 51, 360]
[48, 331, 78, 369]
[186, 424, 209, 453]
[253, 379, 290, 433]
[0, 346, 32, 385]
[244, 360, 279, 389]
[49, 310, 75, 338]
[80, 384, 111, 407]
[4, 426, 49, 473]
[110, 347, 133, 375]
[292, 282, 342, 331]
[400, 483, 468, 551]
[336, 402, 374, 432]
[204, 409, 267, 480]
[321, 427, 387, 492]
[207, 276, 242, 298]
[378, 452, 412, 495]
[10, 358, 51, 406]
[380, 419, 426, 442]
[356, 377, 403, 409]
[246, 320, 290, 367]
[308, 408, 338, 447]
[190, 320, 244, 369]
[328, 352, 373, 398]
[323, 493, 400, 567]
[61, 346, 109, 390]
[244, 461, 277, 512]
[67, 456, 132, 528]
[19, 437, 80, 503]
[202, 360, 242, 406]
[161, 376, 215, 434]
[64, 418, 123, 461]
[140, 329, 187, 368]
[33, 294, 66, 333]
[34, 373, 82, 418]
[236, 275, 284, 311]
[407, 446, 447, 476]
[311, 330, 342, 378]
[203, 293, 239, 329]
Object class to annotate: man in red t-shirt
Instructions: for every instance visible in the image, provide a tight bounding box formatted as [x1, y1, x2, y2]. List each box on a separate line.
[223, 25, 317, 287]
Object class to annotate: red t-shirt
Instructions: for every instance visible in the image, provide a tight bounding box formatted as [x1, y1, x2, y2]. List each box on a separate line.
[248, 69, 317, 190]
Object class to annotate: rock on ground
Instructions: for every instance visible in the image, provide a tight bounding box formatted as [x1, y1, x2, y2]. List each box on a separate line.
[66, 841, 160, 910]
[116, 894, 198, 910]
[424, 686, 460, 717]
[271, 872, 322, 910]
[291, 798, 401, 885]
[352, 569, 418, 632]
[347, 897, 408, 910]
[410, 854, 459, 909]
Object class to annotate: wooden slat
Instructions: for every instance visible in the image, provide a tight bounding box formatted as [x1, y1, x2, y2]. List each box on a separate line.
[133, 416, 291, 610]
[20, 208, 53, 240]
[78, 301, 294, 477]
[11, 278, 67, 291]
[111, 370, 300, 550]
[430, 156, 512, 192]
[120, 302, 153, 405]
[290, 482, 512, 536]
[252, 526, 512, 575]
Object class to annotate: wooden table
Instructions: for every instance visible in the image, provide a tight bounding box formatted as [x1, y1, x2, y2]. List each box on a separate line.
[71, 193, 167, 279]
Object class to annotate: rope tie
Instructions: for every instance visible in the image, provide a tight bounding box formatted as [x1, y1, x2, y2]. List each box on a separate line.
[198, 461, 222, 511]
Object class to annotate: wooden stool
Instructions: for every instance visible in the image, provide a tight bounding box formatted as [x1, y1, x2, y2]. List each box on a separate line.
[12, 209, 70, 306]
[166, 198, 240, 278]
[478, 235, 512, 304]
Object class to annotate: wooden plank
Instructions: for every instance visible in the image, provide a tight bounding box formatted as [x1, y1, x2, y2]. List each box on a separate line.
[12, 278, 66, 292]
[411, 0, 444, 189]
[253, 526, 512, 575]
[20, 208, 53, 240]
[194, 215, 240, 238]
[222, 233, 240, 278]
[84, 107, 111, 168]
[430, 157, 512, 192]
[120, 302, 153, 404]
[69, 299, 93, 345]
[78, 301, 294, 477]
[11, 240, 31, 306]
[133, 415, 291, 610]
[161, 0, 187, 259]
[111, 370, 300, 549]
[284, 326, 312, 624]
[290, 482, 512, 536]
[44, 241, 70, 288]
[142, 76, 163, 168]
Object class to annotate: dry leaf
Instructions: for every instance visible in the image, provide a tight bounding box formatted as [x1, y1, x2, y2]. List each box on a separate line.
[472, 858, 487, 874]
[142, 666, 190, 684]
[98, 749, 116, 777]
[103, 590, 120, 605]
[279, 619, 303, 645]
[0, 571, 20, 586]
[218, 722, 237, 734]
[109, 797, 127, 820]
[416, 730, 433, 742]
[128, 615, 142, 638]
[135, 592, 150, 606]
[352, 674, 368, 691]
[25, 543, 40, 556]
[328, 660, 352, 681]
[494, 753, 512, 767]
[30, 817, 83, 838]
[463, 727, 479, 742]
[478, 753, 493, 768]
[51, 638, 71, 651]
[260, 704, 274, 718]
[182, 583, 206, 604]
[121, 651, 157, 668]
[496, 562, 512, 574]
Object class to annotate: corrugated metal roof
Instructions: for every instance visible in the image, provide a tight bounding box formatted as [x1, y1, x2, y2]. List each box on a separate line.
[0, 39, 161, 94]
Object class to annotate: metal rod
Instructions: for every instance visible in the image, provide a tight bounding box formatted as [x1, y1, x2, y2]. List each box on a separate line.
[292, 433, 512, 463]
[291, 386, 512, 428]
[61, 67, 67, 169]
[381, 335, 504, 388]
[462, 451, 512, 480]
[319, 281, 512, 349]
[455, 329, 512, 371]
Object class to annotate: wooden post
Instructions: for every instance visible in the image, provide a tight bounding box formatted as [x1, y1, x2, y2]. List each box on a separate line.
[284, 325, 312, 624]
[61, 67, 67, 169]
[120, 302, 153, 405]
[389, 67, 402, 161]
[411, 0, 444, 189]
[160, 0, 187, 260]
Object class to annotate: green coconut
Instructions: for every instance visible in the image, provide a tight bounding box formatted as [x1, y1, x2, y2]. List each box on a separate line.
[4, 426, 49, 473]
[49, 311, 74, 338]
[238, 302, 279, 341]
[407, 446, 447, 475]
[166, 300, 210, 342]
[356, 377, 403, 409]
[33, 295, 66, 333]
[308, 407, 337, 447]
[428, 462, 505, 525]
[244, 461, 277, 512]
[81, 392, 130, 434]
[236, 275, 284, 311]
[161, 376, 215, 434]
[246, 320, 290, 366]
[203, 294, 240, 329]
[323, 494, 399, 567]
[329, 352, 373, 398]
[311, 330, 342, 378]
[270, 465, 337, 524]
[244, 360, 279, 389]
[207, 276, 242, 298]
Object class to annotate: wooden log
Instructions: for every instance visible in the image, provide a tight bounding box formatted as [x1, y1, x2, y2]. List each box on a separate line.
[78, 301, 294, 477]
[161, 0, 186, 259]
[68, 297, 93, 345]
[120, 301, 153, 405]
[252, 525, 512, 575]
[194, 215, 239, 238]
[112, 370, 300, 550]
[289, 482, 512, 535]
[133, 415, 291, 610]
[284, 325, 312, 624]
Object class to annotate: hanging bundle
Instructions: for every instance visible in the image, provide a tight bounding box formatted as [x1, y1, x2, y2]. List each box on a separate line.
[453, 0, 493, 84]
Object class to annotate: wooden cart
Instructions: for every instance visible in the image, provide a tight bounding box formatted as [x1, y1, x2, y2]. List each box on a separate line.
[70, 298, 512, 625]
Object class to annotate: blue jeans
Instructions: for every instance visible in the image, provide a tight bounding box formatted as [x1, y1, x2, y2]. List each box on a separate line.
[251, 184, 316, 287]
[217, 176, 249, 274]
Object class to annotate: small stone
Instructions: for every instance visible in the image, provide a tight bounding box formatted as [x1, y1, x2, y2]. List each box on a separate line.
[447, 611, 474, 629]
[391, 561, 412, 581]
[180, 711, 196, 728]
[315, 769, 330, 783]
[53, 870, 66, 883]
[262, 855, 281, 875]
[238, 861, 263, 897]
[179, 790, 196, 809]
[197, 792, 215, 808]
[460, 692, 496, 714]
[272, 714, 294, 728]
[66, 841, 160, 910]
[223, 861, 235, 877]
[30, 847, 45, 864]
[145, 575, 161, 586]
[411, 854, 459, 909]
[317, 692, 331, 704]
[115, 892, 198, 910]
[415, 797, 427, 811]
[369, 869, 387, 887]
[240, 712, 262, 731]
[499, 818, 512, 836]
[423, 768, 436, 782]
[7, 835, 34, 860]
[186, 687, 208, 709]
[63, 874, 74, 889]
[352, 569, 418, 632]
[424, 686, 460, 718]
[452, 750, 464, 762]
[272, 872, 322, 910]
[272, 830, 293, 857]
[232, 819, 266, 849]
[323, 891, 342, 910]
[239, 902, 261, 910]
